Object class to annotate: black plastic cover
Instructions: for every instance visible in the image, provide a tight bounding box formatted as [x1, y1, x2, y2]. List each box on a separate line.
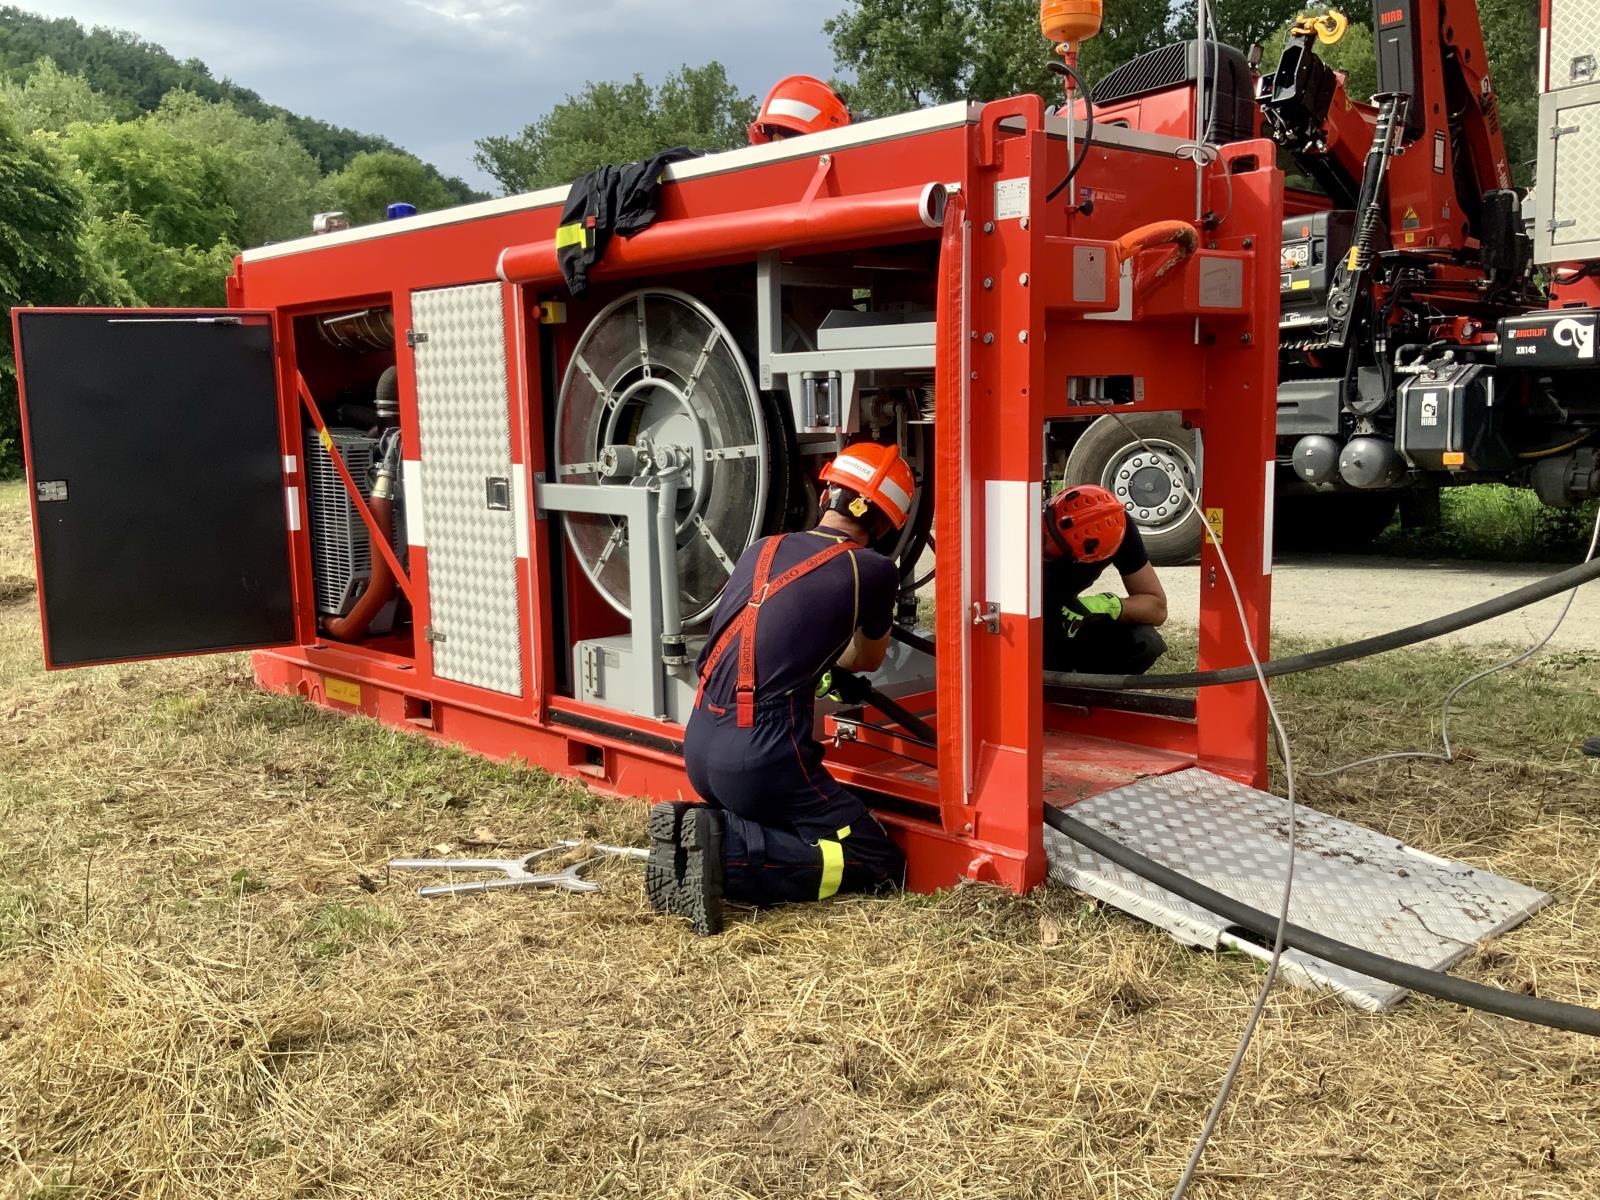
[15, 310, 295, 667]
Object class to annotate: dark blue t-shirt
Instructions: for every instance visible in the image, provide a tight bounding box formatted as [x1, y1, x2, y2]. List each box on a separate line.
[696, 529, 899, 707]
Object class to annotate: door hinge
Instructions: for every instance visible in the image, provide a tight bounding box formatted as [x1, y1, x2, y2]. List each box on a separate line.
[424, 625, 447, 644]
[1551, 123, 1583, 141]
[406, 328, 429, 348]
[1548, 218, 1579, 234]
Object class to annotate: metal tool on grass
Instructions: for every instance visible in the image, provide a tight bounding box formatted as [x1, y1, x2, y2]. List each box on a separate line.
[390, 840, 645, 898]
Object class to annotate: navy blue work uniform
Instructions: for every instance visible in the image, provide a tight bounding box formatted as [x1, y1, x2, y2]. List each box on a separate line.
[684, 529, 906, 905]
[1043, 522, 1167, 675]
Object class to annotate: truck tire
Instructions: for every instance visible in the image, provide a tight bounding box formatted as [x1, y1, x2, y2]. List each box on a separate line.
[1064, 412, 1203, 564]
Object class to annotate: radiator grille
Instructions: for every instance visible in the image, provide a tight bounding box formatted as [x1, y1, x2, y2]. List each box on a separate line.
[304, 427, 404, 616]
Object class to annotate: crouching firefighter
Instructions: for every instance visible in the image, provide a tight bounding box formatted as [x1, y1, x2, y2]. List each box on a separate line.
[1043, 485, 1169, 676]
[647, 443, 914, 935]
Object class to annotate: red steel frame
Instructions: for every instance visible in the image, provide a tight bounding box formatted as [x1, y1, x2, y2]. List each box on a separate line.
[52, 102, 1281, 895]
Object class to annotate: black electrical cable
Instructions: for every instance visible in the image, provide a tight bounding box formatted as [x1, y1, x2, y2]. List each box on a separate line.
[1045, 61, 1095, 204]
[1043, 805, 1600, 1036]
[862, 686, 938, 745]
[1043, 554, 1600, 692]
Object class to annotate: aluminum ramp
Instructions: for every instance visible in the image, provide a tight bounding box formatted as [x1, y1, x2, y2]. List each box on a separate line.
[1044, 768, 1552, 1011]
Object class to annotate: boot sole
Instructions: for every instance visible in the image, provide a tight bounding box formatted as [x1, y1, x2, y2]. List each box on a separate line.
[645, 802, 689, 918]
[678, 807, 726, 937]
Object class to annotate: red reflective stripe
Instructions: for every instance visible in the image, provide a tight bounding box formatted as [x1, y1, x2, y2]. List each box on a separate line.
[696, 534, 857, 727]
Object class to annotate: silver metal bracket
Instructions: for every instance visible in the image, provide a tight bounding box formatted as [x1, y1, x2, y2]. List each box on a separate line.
[972, 602, 1000, 634]
[424, 626, 447, 644]
[406, 328, 429, 347]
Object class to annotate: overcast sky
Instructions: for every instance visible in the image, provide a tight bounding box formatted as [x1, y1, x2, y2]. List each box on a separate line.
[18, 1, 845, 191]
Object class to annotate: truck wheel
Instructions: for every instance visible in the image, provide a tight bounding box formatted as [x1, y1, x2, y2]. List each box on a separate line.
[1064, 413, 1203, 564]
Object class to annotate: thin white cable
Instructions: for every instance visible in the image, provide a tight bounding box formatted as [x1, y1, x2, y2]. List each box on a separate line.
[1309, 502, 1600, 778]
[1079, 398, 1298, 1200]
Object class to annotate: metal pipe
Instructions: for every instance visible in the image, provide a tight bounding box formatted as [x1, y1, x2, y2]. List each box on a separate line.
[497, 183, 949, 287]
[655, 472, 686, 665]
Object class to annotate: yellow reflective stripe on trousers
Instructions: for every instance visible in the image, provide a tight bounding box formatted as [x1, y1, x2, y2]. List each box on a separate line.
[818, 826, 851, 900]
[556, 224, 588, 249]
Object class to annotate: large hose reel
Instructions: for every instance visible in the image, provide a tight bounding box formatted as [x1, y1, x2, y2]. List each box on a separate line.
[554, 289, 771, 626]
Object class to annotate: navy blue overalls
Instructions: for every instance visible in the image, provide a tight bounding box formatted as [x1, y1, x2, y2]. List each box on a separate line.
[683, 530, 906, 905]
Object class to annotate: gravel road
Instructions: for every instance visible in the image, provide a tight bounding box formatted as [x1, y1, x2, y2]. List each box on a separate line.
[1161, 554, 1600, 651]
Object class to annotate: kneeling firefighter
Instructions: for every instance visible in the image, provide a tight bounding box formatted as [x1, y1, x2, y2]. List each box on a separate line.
[1043, 485, 1169, 675]
[647, 443, 914, 935]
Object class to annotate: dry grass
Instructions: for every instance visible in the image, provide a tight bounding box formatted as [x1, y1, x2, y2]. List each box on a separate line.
[2, 477, 1599, 1200]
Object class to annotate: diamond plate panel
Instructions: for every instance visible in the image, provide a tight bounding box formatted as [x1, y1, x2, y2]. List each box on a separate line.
[412, 282, 524, 697]
[1045, 769, 1551, 1011]
[1550, 96, 1600, 251]
[1549, 0, 1600, 91]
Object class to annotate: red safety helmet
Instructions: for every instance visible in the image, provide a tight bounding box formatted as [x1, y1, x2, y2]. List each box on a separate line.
[820, 442, 916, 530]
[749, 75, 851, 144]
[1043, 484, 1127, 563]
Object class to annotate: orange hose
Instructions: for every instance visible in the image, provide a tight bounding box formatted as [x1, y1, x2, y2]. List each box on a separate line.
[326, 494, 395, 642]
[1114, 220, 1201, 285]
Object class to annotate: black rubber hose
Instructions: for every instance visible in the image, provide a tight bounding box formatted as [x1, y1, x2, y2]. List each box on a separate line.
[891, 625, 937, 657]
[1044, 805, 1600, 1036]
[1046, 61, 1095, 203]
[1047, 554, 1600, 692]
[864, 686, 937, 745]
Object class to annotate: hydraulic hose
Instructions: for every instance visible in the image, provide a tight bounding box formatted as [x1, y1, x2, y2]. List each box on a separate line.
[891, 625, 937, 658]
[1047, 554, 1600, 692]
[326, 445, 400, 642]
[1043, 805, 1600, 1036]
[863, 686, 937, 746]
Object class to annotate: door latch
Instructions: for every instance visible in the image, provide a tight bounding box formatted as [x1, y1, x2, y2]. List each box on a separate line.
[972, 601, 1000, 634]
[485, 476, 511, 510]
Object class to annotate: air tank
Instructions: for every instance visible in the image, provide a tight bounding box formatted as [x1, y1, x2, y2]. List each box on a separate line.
[1339, 437, 1408, 490]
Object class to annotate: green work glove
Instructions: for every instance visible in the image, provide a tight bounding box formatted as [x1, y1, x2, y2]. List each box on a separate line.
[817, 670, 841, 701]
[1061, 592, 1122, 638]
[816, 669, 871, 703]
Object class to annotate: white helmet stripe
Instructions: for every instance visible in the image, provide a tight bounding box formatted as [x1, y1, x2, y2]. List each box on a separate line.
[877, 476, 912, 514]
[767, 97, 823, 123]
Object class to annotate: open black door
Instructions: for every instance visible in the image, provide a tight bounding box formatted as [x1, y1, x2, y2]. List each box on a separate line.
[14, 309, 298, 667]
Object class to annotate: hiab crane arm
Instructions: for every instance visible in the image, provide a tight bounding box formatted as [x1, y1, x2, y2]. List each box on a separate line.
[1261, 1, 1514, 254]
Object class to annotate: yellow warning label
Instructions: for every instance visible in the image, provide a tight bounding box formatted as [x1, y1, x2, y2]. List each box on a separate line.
[1346, 247, 1361, 270]
[1404, 232, 1416, 245]
[1401, 205, 1420, 229]
[1291, 279, 1312, 291]
[318, 427, 333, 452]
[1205, 507, 1225, 544]
[325, 677, 362, 706]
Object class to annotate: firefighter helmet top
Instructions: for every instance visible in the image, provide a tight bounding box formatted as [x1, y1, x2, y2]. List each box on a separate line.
[1043, 484, 1126, 563]
[749, 75, 851, 144]
[819, 442, 916, 530]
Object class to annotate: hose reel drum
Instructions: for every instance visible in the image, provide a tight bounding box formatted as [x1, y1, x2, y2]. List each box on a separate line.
[554, 289, 771, 626]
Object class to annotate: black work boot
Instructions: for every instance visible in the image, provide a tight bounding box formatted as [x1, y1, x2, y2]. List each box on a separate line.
[677, 805, 726, 937]
[646, 801, 693, 918]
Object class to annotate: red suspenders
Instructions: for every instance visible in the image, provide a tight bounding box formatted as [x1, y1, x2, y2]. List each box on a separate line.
[696, 534, 857, 727]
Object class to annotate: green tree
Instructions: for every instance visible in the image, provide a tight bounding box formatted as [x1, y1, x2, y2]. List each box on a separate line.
[327, 150, 462, 225]
[151, 90, 332, 246]
[473, 62, 755, 195]
[0, 55, 114, 131]
[0, 5, 481, 200]
[0, 109, 123, 471]
[824, 0, 1191, 117]
[1478, 0, 1538, 180]
[57, 118, 238, 305]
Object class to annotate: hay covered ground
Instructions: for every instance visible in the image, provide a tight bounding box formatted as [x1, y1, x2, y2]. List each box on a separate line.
[2, 477, 1599, 1200]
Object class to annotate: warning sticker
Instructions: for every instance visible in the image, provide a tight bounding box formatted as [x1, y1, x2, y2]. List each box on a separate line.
[325, 677, 362, 706]
[1402, 205, 1421, 230]
[994, 177, 1030, 222]
[1205, 507, 1225, 544]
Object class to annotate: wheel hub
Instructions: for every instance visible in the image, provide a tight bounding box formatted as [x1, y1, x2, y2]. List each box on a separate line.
[1106, 441, 1197, 533]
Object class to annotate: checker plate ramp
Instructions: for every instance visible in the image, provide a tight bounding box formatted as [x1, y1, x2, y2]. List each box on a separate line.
[1044, 769, 1552, 1011]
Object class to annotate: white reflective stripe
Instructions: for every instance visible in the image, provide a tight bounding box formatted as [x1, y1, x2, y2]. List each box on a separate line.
[512, 462, 529, 559]
[985, 480, 1037, 618]
[878, 475, 912, 516]
[285, 486, 301, 532]
[1262, 460, 1276, 577]
[767, 97, 822, 124]
[1029, 483, 1042, 619]
[827, 455, 876, 486]
[283, 454, 298, 476]
[403, 459, 426, 546]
